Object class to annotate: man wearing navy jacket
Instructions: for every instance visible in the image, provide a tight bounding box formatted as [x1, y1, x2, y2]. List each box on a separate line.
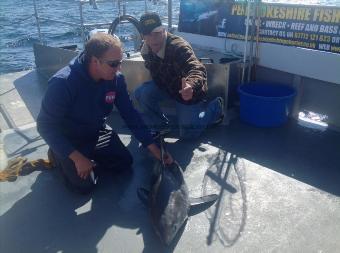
[37, 33, 172, 194]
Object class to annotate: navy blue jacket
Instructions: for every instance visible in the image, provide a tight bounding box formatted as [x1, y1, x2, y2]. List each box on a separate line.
[37, 53, 153, 159]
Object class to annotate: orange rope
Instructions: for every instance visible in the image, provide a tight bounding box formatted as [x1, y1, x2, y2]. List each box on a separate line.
[0, 157, 52, 182]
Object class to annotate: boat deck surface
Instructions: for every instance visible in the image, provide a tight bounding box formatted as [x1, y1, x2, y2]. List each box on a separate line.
[1, 70, 340, 253]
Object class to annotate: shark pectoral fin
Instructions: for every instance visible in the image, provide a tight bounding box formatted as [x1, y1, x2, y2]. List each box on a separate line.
[188, 194, 218, 216]
[137, 187, 150, 207]
[189, 194, 218, 205]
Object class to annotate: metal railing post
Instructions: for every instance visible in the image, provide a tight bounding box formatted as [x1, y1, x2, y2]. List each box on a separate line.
[241, 0, 251, 84]
[33, 0, 42, 42]
[247, 0, 257, 83]
[79, 1, 86, 46]
[123, 2, 126, 16]
[117, 0, 121, 16]
[144, 0, 148, 12]
[168, 0, 172, 30]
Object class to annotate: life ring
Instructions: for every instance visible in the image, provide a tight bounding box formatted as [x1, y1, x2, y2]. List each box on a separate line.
[108, 15, 143, 53]
[108, 15, 141, 35]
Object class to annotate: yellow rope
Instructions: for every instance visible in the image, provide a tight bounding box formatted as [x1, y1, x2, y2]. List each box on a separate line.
[0, 157, 52, 182]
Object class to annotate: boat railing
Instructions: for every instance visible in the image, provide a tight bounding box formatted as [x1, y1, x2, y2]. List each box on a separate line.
[31, 0, 136, 46]
[17, 0, 173, 49]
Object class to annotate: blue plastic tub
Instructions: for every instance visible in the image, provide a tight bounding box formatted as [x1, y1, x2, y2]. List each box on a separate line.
[238, 82, 296, 127]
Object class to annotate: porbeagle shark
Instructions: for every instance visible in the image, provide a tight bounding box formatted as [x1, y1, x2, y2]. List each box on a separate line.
[138, 135, 218, 246]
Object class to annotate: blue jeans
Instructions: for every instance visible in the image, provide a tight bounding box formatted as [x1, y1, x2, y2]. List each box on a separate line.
[134, 81, 222, 139]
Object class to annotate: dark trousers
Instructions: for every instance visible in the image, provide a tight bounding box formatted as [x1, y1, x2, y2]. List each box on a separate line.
[49, 129, 133, 194]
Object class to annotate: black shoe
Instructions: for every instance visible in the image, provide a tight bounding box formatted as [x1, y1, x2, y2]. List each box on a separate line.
[210, 97, 224, 127]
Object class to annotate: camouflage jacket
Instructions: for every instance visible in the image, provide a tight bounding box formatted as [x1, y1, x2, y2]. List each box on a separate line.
[141, 33, 207, 104]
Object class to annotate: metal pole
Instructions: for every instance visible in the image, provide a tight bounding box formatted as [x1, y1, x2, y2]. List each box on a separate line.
[33, 0, 42, 42]
[123, 2, 126, 16]
[117, 0, 121, 16]
[254, 0, 262, 79]
[247, 0, 257, 83]
[79, 1, 86, 46]
[144, 0, 148, 13]
[168, 0, 172, 30]
[241, 0, 251, 84]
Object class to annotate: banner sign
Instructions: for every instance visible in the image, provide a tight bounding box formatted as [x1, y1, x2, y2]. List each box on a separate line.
[178, 0, 340, 54]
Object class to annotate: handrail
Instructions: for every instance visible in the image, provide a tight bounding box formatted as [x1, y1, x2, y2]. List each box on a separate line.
[33, 0, 42, 41]
[84, 22, 113, 28]
[30, 0, 133, 46]
[38, 17, 81, 26]
[11, 15, 34, 25]
[28, 0, 122, 45]
[23, 0, 169, 49]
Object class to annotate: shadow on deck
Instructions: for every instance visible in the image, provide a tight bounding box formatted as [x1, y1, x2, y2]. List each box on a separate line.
[1, 70, 340, 252]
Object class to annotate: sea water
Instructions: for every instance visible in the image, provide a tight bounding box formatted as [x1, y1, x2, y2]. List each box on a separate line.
[0, 0, 339, 74]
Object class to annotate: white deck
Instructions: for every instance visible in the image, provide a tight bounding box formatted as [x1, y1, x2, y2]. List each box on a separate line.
[1, 70, 340, 253]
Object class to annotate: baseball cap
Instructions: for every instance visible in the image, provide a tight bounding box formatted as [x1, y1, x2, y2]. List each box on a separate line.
[139, 12, 164, 35]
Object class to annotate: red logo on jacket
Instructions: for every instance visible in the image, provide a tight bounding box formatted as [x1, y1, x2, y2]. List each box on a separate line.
[105, 91, 116, 104]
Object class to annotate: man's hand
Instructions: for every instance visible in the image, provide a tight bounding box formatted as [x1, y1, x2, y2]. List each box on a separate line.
[69, 150, 95, 179]
[162, 152, 173, 165]
[179, 78, 193, 101]
[147, 143, 174, 165]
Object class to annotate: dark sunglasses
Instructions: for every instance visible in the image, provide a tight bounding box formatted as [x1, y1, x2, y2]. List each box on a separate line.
[101, 59, 123, 68]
